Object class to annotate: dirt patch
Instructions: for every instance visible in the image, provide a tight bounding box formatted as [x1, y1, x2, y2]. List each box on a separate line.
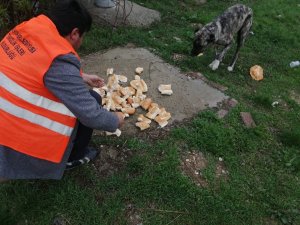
[91, 119, 194, 179]
[92, 144, 133, 177]
[215, 159, 229, 181]
[181, 151, 209, 187]
[124, 203, 143, 225]
[180, 151, 229, 188]
[290, 90, 300, 105]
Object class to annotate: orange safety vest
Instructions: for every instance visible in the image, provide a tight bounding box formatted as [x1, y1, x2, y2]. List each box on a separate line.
[0, 15, 80, 163]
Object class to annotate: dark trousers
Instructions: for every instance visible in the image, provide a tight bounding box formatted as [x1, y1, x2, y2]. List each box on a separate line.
[68, 90, 102, 161]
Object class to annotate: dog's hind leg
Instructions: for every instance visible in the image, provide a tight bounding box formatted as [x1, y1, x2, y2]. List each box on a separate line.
[209, 43, 233, 70]
[228, 16, 253, 71]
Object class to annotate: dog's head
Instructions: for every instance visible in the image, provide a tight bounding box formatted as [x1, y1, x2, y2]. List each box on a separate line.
[191, 23, 216, 56]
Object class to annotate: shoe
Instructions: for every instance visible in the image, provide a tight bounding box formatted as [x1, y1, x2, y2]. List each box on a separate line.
[66, 147, 100, 170]
[94, 0, 116, 8]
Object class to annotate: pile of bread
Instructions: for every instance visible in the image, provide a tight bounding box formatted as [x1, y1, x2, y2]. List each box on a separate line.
[93, 67, 172, 135]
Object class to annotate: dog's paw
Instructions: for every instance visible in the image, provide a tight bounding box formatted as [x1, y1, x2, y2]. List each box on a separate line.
[209, 60, 220, 71]
[227, 66, 234, 72]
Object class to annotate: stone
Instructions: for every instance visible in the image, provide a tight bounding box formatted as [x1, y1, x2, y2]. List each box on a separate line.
[108, 148, 118, 159]
[80, 0, 161, 27]
[217, 109, 229, 119]
[228, 98, 238, 108]
[240, 112, 256, 128]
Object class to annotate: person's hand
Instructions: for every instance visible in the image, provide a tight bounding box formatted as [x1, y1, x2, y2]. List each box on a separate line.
[115, 112, 125, 128]
[82, 73, 105, 88]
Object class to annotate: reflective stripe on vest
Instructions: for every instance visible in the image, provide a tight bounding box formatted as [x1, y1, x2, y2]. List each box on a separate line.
[0, 97, 73, 136]
[0, 71, 75, 118]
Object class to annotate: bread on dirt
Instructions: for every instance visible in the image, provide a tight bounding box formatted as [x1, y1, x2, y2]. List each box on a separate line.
[135, 121, 150, 130]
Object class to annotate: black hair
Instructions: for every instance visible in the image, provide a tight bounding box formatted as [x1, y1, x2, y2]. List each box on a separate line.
[46, 0, 92, 37]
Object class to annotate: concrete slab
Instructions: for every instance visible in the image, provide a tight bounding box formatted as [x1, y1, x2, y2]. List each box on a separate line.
[81, 47, 229, 136]
[80, 0, 161, 27]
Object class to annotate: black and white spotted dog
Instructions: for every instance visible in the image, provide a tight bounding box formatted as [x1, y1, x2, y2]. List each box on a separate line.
[191, 4, 253, 71]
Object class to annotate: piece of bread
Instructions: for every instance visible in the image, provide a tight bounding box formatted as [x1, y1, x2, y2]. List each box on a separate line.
[146, 106, 161, 119]
[155, 113, 171, 127]
[250, 65, 264, 81]
[127, 97, 133, 105]
[135, 121, 150, 130]
[135, 67, 144, 75]
[116, 74, 128, 83]
[158, 84, 173, 95]
[148, 103, 159, 111]
[140, 79, 148, 92]
[112, 92, 125, 105]
[106, 128, 121, 137]
[137, 114, 152, 124]
[130, 77, 147, 92]
[106, 68, 114, 76]
[120, 86, 136, 96]
[158, 108, 171, 120]
[158, 120, 168, 128]
[130, 80, 141, 90]
[121, 107, 136, 115]
[154, 108, 171, 128]
[140, 98, 152, 110]
[107, 74, 120, 90]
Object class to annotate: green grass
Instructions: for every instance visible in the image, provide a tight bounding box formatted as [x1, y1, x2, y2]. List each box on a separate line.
[1, 0, 300, 224]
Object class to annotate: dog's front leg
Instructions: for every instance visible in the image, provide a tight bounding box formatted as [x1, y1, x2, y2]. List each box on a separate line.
[209, 43, 232, 70]
[214, 45, 221, 57]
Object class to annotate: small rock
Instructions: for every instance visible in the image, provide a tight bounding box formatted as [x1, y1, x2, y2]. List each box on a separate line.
[53, 217, 67, 225]
[108, 149, 118, 159]
[173, 36, 182, 42]
[271, 101, 279, 107]
[125, 43, 136, 48]
[228, 98, 238, 108]
[240, 112, 256, 128]
[172, 53, 185, 61]
[217, 109, 228, 119]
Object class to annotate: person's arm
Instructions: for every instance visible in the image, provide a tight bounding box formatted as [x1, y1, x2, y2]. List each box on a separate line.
[44, 54, 121, 132]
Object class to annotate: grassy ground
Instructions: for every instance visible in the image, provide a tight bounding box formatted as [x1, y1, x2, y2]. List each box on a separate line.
[1, 0, 300, 224]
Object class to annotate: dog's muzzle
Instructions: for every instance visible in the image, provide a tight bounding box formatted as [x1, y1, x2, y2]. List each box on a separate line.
[191, 48, 203, 57]
[191, 43, 204, 56]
